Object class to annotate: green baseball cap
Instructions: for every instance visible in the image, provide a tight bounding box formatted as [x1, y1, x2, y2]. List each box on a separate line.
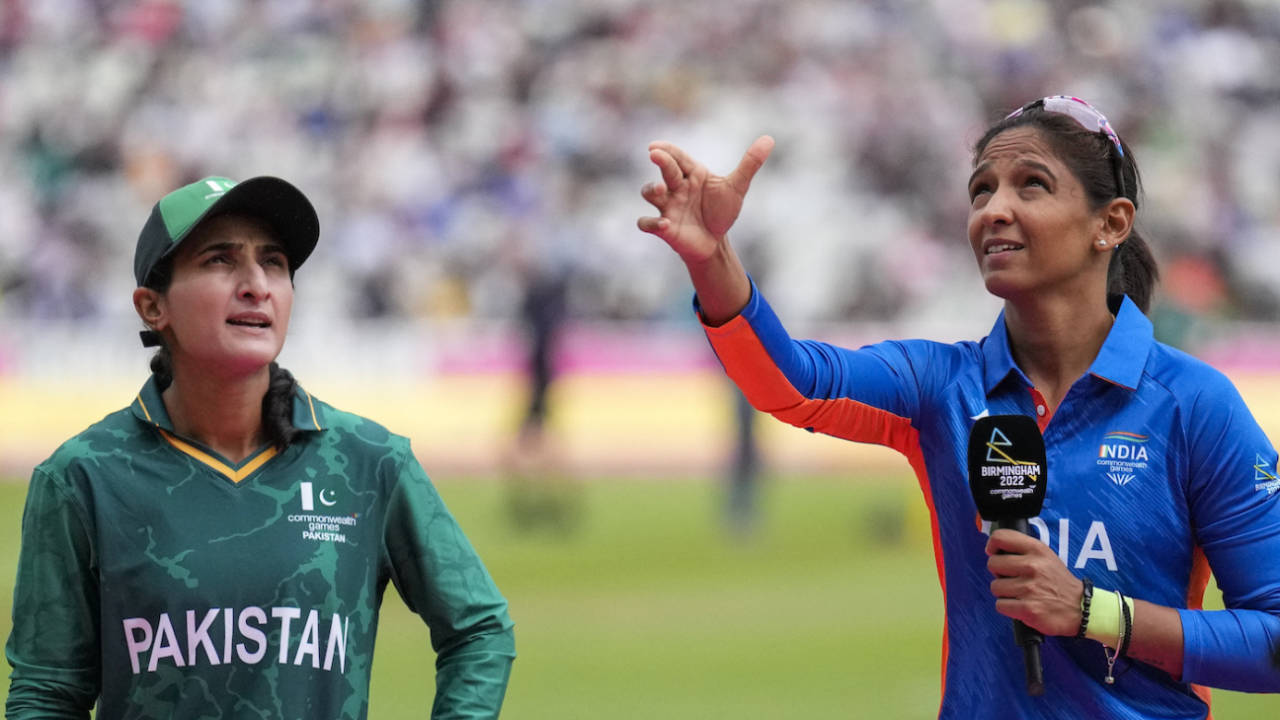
[133, 175, 319, 288]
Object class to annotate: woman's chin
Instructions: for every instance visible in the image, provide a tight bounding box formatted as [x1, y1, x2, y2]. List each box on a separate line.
[197, 348, 280, 379]
[982, 268, 1045, 302]
[982, 276, 1021, 301]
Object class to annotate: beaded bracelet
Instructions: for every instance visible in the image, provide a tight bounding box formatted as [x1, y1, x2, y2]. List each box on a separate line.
[1076, 578, 1094, 640]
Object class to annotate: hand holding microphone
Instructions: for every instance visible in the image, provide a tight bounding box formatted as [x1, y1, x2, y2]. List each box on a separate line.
[984, 531, 1091, 639]
[968, 414, 1050, 697]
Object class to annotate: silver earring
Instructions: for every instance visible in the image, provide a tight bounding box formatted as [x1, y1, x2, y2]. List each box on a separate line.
[1097, 240, 1107, 247]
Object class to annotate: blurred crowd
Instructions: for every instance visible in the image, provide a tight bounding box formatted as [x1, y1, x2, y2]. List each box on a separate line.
[2, 0, 1279, 346]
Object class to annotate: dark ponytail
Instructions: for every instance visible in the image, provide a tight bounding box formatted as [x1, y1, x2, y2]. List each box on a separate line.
[149, 346, 301, 450]
[1107, 234, 1158, 314]
[262, 362, 302, 449]
[975, 108, 1160, 313]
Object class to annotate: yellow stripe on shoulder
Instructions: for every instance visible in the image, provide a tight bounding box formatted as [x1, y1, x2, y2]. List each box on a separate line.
[158, 429, 278, 484]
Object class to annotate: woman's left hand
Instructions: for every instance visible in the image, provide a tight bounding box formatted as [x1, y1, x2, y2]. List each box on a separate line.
[986, 528, 1085, 637]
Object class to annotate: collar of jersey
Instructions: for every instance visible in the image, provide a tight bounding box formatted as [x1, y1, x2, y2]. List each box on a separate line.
[981, 295, 1152, 393]
[130, 373, 326, 483]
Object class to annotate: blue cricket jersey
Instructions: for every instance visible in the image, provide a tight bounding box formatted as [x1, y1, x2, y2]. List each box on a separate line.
[701, 281, 1280, 719]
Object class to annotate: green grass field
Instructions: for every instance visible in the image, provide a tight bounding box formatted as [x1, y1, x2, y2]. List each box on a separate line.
[0, 475, 1275, 718]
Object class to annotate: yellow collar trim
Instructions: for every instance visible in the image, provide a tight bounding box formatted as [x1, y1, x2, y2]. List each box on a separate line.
[137, 394, 154, 423]
[303, 390, 322, 431]
[158, 428, 278, 484]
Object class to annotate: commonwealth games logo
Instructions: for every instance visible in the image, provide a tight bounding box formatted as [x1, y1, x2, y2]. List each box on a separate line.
[290, 482, 360, 545]
[1097, 431, 1149, 486]
[1256, 454, 1280, 496]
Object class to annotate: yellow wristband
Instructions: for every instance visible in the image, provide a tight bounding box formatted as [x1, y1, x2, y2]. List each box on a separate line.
[1085, 587, 1135, 649]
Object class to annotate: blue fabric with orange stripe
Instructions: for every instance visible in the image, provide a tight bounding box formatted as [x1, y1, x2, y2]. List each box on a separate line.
[698, 278, 1280, 718]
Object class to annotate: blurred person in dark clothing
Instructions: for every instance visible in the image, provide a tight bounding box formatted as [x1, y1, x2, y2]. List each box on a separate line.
[504, 261, 580, 533]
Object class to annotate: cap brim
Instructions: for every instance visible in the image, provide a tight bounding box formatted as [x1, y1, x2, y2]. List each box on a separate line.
[167, 176, 319, 276]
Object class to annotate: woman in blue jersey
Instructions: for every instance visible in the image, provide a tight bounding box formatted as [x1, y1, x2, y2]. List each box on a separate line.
[7, 177, 515, 719]
[638, 97, 1280, 717]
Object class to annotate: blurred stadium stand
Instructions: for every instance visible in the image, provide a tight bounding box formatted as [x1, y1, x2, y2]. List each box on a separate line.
[2, 0, 1279, 475]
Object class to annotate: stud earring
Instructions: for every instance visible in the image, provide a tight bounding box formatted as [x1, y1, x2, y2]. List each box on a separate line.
[1097, 240, 1107, 247]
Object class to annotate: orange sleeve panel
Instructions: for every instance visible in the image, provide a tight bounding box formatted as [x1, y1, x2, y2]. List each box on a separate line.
[704, 313, 917, 457]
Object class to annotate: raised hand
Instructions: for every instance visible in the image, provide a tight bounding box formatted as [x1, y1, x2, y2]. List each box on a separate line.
[637, 136, 774, 266]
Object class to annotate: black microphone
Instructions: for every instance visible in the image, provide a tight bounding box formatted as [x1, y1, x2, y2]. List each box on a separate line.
[968, 414, 1049, 697]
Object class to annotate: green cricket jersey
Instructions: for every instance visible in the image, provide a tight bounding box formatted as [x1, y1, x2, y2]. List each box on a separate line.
[5, 375, 515, 719]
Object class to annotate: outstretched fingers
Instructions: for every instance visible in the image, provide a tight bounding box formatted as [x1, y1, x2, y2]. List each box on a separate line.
[649, 140, 700, 178]
[638, 165, 671, 236]
[649, 144, 688, 191]
[726, 135, 775, 194]
[640, 179, 668, 207]
[636, 215, 669, 236]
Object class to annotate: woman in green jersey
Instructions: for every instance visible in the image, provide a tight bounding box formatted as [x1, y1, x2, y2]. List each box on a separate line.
[6, 176, 515, 719]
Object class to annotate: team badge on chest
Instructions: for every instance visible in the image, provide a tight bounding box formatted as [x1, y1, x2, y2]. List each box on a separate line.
[288, 481, 360, 544]
[1097, 431, 1149, 486]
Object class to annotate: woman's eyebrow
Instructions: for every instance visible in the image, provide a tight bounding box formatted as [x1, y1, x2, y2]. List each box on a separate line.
[968, 159, 1057, 188]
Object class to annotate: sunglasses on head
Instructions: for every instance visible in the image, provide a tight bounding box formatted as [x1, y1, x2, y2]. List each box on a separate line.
[1005, 95, 1127, 200]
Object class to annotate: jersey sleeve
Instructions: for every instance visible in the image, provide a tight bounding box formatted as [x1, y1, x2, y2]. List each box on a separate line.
[4, 466, 101, 720]
[698, 279, 928, 453]
[1177, 370, 1280, 691]
[382, 443, 515, 719]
